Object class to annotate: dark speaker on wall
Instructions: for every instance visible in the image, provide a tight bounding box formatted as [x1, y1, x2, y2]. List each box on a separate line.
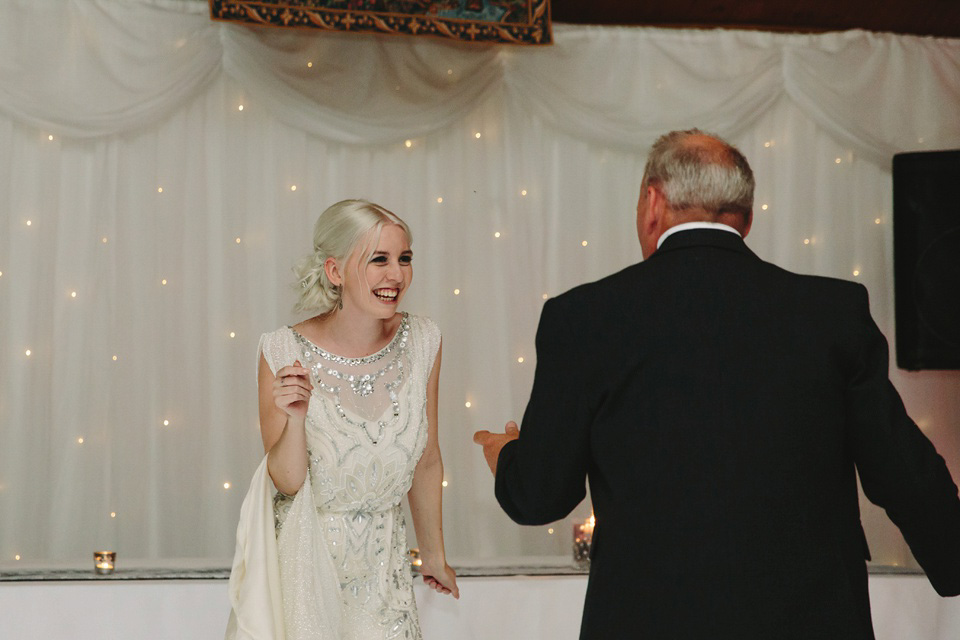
[893, 149, 960, 370]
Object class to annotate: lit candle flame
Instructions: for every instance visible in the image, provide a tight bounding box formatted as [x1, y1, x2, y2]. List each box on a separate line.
[585, 514, 595, 532]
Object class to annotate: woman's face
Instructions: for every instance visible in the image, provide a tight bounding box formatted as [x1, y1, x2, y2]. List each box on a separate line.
[341, 223, 413, 319]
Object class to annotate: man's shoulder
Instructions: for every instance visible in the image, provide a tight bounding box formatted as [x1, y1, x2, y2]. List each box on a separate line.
[764, 262, 868, 300]
[547, 256, 869, 313]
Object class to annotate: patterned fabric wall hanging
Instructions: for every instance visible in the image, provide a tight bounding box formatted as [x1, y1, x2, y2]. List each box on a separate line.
[209, 1, 552, 45]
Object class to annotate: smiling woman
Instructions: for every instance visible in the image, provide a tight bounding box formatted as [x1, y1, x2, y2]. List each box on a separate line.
[226, 199, 458, 639]
[337, 224, 413, 319]
[292, 200, 412, 317]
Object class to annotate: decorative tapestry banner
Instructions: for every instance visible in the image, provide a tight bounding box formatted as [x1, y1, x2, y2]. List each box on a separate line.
[209, 1, 552, 45]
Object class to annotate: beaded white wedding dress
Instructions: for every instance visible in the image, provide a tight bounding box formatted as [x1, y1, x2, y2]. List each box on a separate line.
[226, 313, 440, 640]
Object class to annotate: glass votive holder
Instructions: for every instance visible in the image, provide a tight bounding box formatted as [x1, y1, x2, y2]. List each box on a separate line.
[408, 548, 422, 573]
[94, 551, 116, 575]
[572, 523, 592, 569]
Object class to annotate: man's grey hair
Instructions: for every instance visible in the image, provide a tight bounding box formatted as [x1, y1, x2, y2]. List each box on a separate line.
[640, 129, 754, 217]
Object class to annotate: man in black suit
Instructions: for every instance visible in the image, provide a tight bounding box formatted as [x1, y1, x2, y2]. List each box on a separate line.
[474, 129, 960, 639]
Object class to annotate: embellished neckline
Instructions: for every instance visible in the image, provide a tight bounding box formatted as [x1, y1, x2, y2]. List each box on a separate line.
[288, 312, 409, 366]
[290, 314, 410, 444]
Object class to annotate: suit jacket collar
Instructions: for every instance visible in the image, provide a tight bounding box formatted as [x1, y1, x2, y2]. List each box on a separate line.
[651, 227, 757, 260]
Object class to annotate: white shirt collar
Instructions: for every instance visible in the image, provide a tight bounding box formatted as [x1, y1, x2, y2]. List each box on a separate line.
[657, 221, 741, 249]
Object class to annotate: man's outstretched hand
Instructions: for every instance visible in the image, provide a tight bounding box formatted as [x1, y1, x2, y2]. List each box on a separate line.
[473, 421, 520, 475]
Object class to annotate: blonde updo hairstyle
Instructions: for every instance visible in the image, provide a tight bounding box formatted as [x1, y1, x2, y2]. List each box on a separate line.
[293, 199, 412, 314]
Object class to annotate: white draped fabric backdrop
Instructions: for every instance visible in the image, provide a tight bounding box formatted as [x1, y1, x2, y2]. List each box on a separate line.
[1, 0, 959, 569]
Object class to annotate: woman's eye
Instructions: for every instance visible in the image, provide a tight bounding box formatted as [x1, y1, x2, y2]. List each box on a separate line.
[399, 256, 413, 265]
[370, 256, 388, 264]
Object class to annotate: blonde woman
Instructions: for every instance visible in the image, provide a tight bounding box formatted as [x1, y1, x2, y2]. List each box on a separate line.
[227, 200, 457, 640]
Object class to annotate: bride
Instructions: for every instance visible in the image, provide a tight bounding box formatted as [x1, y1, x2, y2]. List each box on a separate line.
[226, 199, 458, 640]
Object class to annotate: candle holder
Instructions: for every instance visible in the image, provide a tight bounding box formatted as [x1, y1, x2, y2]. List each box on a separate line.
[407, 548, 422, 573]
[572, 515, 595, 569]
[93, 551, 116, 575]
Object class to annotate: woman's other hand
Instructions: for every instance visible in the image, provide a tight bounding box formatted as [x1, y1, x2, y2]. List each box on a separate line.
[420, 559, 459, 599]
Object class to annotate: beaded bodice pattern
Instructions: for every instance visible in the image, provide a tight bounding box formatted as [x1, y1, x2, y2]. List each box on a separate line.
[258, 313, 440, 640]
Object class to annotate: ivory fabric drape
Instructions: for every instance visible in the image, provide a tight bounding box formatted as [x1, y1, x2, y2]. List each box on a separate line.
[1, 0, 958, 566]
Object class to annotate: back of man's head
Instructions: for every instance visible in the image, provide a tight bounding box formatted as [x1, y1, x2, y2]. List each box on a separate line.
[641, 129, 754, 219]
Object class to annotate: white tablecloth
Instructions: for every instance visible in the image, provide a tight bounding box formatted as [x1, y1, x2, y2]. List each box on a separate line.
[1, 574, 957, 639]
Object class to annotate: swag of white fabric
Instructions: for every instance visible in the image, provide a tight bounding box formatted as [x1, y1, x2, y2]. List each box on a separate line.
[1, 2, 959, 162]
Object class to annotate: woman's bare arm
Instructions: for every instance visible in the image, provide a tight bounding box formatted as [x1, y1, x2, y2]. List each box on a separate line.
[407, 342, 459, 598]
[259, 352, 312, 496]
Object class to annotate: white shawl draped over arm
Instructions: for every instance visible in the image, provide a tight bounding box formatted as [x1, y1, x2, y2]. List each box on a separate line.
[225, 457, 343, 640]
[225, 455, 286, 640]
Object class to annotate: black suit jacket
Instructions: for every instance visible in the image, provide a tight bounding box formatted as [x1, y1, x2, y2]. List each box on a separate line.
[495, 229, 960, 639]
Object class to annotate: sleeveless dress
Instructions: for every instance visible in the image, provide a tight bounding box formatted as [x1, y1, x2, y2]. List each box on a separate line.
[226, 313, 440, 640]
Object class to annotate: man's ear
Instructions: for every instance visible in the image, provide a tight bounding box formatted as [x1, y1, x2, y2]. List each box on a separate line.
[644, 185, 666, 236]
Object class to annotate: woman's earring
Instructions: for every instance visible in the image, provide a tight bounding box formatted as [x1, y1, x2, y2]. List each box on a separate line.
[336, 285, 343, 311]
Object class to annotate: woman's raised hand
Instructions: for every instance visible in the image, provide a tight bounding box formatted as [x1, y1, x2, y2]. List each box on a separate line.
[273, 360, 313, 420]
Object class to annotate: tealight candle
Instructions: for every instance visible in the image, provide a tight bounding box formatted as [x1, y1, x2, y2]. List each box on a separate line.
[94, 551, 116, 575]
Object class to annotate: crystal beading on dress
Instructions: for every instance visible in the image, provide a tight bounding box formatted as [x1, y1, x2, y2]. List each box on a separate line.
[289, 314, 411, 445]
